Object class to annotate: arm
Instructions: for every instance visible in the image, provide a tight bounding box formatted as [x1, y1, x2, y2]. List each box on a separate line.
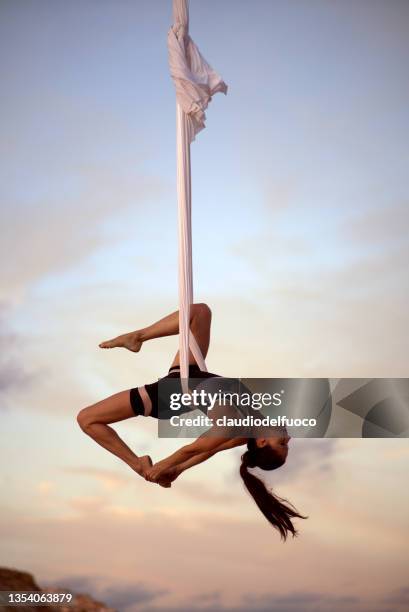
[175, 437, 247, 476]
[146, 400, 249, 483]
[145, 436, 247, 483]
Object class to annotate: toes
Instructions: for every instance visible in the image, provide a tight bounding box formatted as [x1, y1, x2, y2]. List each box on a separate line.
[99, 340, 113, 348]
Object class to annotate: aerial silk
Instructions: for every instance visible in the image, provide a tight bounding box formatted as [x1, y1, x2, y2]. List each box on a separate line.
[168, 0, 227, 390]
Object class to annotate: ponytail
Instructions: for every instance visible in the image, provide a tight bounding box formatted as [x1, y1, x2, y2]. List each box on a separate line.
[240, 450, 307, 540]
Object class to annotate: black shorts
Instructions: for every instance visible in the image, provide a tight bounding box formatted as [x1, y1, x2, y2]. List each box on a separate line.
[129, 364, 221, 419]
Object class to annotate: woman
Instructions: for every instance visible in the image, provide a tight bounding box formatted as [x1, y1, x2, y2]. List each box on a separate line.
[77, 303, 307, 540]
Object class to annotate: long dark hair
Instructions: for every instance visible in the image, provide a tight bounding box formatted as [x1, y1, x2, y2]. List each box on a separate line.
[240, 438, 308, 540]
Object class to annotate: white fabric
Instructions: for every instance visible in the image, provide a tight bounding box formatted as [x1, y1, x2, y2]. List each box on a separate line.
[168, 0, 227, 388]
[168, 2, 228, 143]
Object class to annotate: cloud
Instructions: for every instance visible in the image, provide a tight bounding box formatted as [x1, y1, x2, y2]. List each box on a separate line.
[338, 201, 409, 247]
[175, 480, 241, 506]
[191, 590, 222, 605]
[62, 466, 133, 490]
[45, 573, 94, 595]
[1, 495, 408, 612]
[213, 187, 409, 378]
[101, 583, 168, 611]
[94, 587, 409, 612]
[1, 82, 169, 301]
[219, 244, 408, 377]
[36, 481, 55, 494]
[45, 573, 167, 612]
[383, 585, 409, 608]
[223, 438, 338, 492]
[139, 584, 409, 611]
[0, 301, 37, 403]
[0, 162, 166, 300]
[269, 438, 338, 486]
[67, 495, 110, 515]
[239, 590, 360, 612]
[0, 354, 30, 394]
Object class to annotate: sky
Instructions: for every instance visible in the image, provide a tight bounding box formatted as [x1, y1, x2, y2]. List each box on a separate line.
[0, 0, 408, 610]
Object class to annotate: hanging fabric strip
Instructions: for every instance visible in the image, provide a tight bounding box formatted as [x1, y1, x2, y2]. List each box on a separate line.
[168, 0, 227, 389]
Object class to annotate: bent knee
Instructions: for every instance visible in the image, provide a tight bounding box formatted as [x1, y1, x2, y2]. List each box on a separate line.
[77, 407, 94, 432]
[192, 303, 212, 319]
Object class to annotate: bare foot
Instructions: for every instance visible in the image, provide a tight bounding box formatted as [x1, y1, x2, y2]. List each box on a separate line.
[132, 455, 152, 477]
[99, 330, 143, 353]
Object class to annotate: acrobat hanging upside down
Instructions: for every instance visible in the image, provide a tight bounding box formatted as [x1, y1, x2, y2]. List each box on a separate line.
[77, 304, 307, 540]
[77, 1, 307, 540]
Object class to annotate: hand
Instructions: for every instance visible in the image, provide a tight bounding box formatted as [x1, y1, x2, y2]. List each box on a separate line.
[157, 478, 172, 489]
[145, 460, 174, 483]
[157, 467, 180, 487]
[138, 455, 153, 478]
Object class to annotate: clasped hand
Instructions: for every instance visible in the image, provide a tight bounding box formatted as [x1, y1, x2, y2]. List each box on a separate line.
[143, 459, 179, 488]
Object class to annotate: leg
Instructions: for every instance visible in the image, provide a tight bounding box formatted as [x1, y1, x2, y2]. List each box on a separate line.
[170, 302, 212, 367]
[99, 302, 212, 367]
[77, 390, 152, 478]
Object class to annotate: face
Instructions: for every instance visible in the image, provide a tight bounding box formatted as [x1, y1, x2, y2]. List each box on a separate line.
[256, 434, 291, 461]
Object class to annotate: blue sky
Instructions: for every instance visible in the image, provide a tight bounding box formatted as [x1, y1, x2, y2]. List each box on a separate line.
[1, 1, 409, 610]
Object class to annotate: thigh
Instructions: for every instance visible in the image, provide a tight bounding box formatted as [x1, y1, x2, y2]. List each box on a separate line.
[81, 390, 135, 425]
